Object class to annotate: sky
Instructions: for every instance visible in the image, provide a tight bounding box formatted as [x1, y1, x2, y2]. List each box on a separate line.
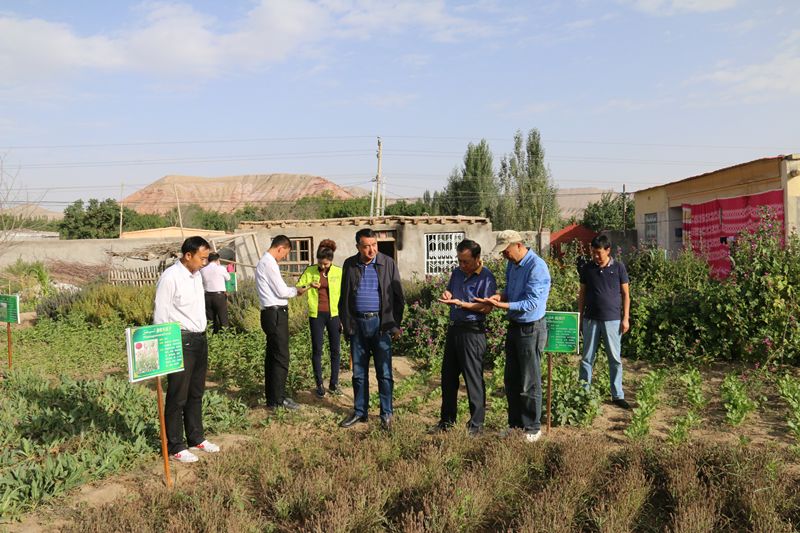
[0, 0, 798, 213]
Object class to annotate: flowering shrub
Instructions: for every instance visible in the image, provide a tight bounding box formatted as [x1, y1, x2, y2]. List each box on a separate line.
[624, 210, 800, 364]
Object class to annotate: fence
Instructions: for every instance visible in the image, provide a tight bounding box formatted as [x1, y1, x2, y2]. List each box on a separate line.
[108, 265, 163, 287]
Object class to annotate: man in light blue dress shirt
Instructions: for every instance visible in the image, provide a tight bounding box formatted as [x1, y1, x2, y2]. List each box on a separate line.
[477, 230, 551, 443]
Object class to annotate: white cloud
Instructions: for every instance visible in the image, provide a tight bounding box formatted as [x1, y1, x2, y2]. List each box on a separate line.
[622, 0, 738, 15]
[694, 30, 800, 100]
[0, 0, 495, 87]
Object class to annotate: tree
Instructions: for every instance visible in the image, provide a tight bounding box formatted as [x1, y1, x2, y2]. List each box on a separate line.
[582, 192, 635, 232]
[59, 199, 120, 239]
[438, 139, 499, 217]
[506, 129, 559, 232]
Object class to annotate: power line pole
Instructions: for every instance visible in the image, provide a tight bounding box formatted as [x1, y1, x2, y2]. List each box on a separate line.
[622, 184, 627, 234]
[118, 182, 124, 238]
[374, 137, 383, 217]
[173, 184, 185, 239]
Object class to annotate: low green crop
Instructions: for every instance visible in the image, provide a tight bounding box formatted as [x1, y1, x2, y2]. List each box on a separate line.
[720, 373, 756, 427]
[625, 370, 667, 439]
[0, 370, 248, 520]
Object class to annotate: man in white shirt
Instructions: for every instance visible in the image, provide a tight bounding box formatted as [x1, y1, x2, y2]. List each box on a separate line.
[200, 252, 231, 333]
[255, 235, 308, 409]
[153, 236, 220, 463]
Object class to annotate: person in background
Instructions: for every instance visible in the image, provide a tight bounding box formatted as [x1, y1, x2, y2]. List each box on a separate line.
[297, 239, 343, 397]
[578, 234, 631, 409]
[200, 252, 230, 333]
[153, 236, 220, 463]
[255, 235, 308, 410]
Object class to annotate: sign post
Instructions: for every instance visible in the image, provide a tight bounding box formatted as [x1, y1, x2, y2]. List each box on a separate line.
[544, 311, 580, 433]
[0, 294, 20, 369]
[125, 322, 185, 488]
[224, 272, 238, 293]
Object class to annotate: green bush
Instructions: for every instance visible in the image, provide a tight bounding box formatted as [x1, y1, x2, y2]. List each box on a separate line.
[37, 284, 156, 326]
[624, 210, 800, 364]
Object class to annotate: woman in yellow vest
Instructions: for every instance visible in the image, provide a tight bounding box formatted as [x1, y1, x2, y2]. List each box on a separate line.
[297, 239, 343, 397]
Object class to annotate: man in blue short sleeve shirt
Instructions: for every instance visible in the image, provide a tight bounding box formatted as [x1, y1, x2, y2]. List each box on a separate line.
[432, 239, 497, 436]
[578, 234, 631, 409]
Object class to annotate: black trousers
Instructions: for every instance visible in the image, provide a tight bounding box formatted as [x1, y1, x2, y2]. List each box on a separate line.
[261, 306, 290, 406]
[309, 312, 341, 388]
[440, 324, 487, 429]
[204, 292, 229, 333]
[165, 331, 208, 455]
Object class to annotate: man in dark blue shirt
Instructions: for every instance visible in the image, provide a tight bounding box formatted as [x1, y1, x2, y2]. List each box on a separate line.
[478, 230, 551, 443]
[432, 239, 497, 436]
[578, 234, 631, 409]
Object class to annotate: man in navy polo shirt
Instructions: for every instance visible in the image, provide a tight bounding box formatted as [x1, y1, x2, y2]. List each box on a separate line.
[578, 234, 631, 409]
[432, 239, 497, 436]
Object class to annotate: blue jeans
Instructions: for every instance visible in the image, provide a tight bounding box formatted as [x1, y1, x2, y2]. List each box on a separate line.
[351, 316, 393, 418]
[579, 319, 624, 400]
[505, 319, 547, 433]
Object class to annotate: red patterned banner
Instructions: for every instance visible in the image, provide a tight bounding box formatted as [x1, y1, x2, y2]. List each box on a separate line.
[683, 189, 784, 277]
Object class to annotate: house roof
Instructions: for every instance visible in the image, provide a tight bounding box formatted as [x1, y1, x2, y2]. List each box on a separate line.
[238, 215, 490, 229]
[550, 224, 597, 246]
[635, 155, 789, 194]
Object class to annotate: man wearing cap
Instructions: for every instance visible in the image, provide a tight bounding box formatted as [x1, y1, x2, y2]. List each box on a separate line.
[476, 230, 551, 443]
[432, 239, 497, 436]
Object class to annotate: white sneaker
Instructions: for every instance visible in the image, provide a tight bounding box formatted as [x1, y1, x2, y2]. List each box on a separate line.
[171, 450, 199, 463]
[191, 440, 220, 453]
[524, 431, 542, 443]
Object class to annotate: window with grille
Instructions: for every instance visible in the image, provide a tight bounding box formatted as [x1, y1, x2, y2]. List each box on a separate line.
[279, 237, 312, 276]
[425, 232, 464, 275]
[644, 213, 657, 242]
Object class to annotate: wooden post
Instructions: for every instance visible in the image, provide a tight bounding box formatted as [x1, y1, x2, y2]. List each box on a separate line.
[6, 322, 11, 370]
[546, 352, 552, 433]
[155, 377, 173, 489]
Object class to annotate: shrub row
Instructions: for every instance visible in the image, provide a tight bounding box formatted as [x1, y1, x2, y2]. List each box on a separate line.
[0, 370, 248, 520]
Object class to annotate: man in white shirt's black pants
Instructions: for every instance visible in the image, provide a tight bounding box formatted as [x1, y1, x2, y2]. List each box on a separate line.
[153, 236, 221, 463]
[255, 235, 308, 409]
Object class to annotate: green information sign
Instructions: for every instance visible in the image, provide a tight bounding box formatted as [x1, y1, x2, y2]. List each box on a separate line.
[544, 311, 580, 353]
[225, 272, 238, 293]
[0, 294, 20, 324]
[126, 322, 184, 383]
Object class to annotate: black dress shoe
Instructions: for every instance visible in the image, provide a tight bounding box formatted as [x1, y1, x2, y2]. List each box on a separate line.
[427, 421, 452, 435]
[613, 398, 631, 410]
[380, 415, 393, 432]
[315, 385, 325, 398]
[339, 412, 368, 428]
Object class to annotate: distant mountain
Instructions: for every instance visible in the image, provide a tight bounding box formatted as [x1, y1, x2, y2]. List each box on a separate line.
[1, 203, 63, 220]
[123, 174, 357, 214]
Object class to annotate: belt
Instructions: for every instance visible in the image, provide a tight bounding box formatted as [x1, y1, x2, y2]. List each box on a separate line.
[181, 330, 206, 337]
[206, 291, 226, 294]
[449, 321, 485, 332]
[357, 311, 380, 319]
[262, 305, 288, 311]
[508, 317, 545, 327]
